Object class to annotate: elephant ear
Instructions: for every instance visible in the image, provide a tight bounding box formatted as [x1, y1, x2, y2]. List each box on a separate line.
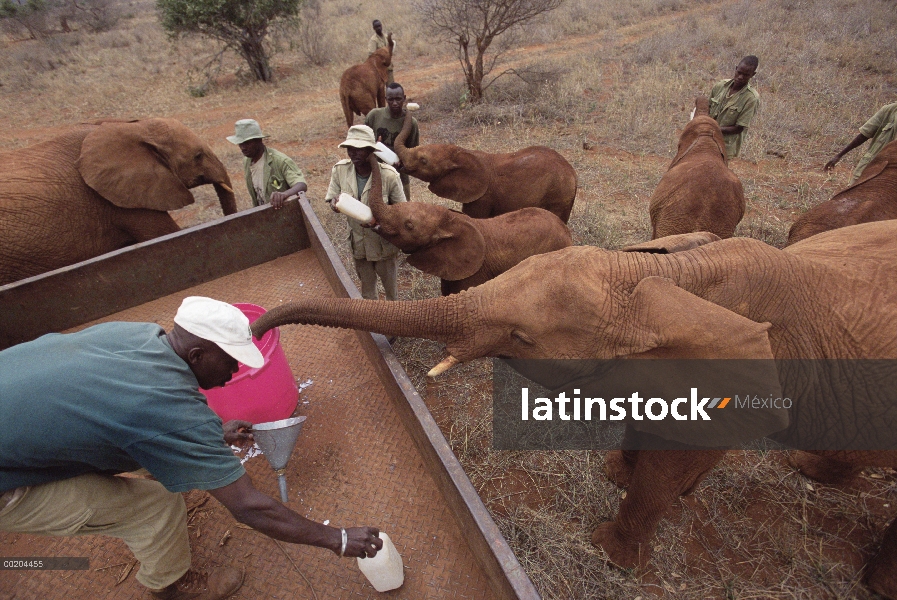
[427, 149, 489, 204]
[836, 155, 890, 198]
[614, 276, 787, 446]
[622, 232, 721, 254]
[406, 212, 486, 281]
[77, 120, 195, 210]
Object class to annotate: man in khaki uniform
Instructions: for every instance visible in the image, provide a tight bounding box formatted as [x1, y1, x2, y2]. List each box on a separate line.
[708, 55, 760, 159]
[365, 82, 419, 200]
[227, 119, 307, 208]
[825, 101, 897, 184]
[325, 125, 406, 301]
[368, 19, 394, 85]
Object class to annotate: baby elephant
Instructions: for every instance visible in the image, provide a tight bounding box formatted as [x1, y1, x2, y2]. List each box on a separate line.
[649, 96, 745, 239]
[788, 139, 897, 245]
[365, 155, 572, 295]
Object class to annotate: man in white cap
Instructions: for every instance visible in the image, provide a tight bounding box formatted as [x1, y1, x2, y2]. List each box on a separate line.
[0, 297, 382, 600]
[325, 125, 406, 302]
[227, 119, 308, 209]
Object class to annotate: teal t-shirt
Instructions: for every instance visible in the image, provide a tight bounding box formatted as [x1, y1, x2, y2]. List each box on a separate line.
[0, 322, 245, 493]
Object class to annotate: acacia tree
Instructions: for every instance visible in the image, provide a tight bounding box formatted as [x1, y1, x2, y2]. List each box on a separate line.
[415, 0, 564, 103]
[157, 0, 302, 82]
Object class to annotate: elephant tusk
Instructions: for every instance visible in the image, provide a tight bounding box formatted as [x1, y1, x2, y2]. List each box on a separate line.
[218, 182, 234, 193]
[427, 355, 460, 378]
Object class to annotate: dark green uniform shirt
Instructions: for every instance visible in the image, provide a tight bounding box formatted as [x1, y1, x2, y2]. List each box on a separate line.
[853, 102, 897, 183]
[243, 147, 306, 207]
[709, 79, 760, 158]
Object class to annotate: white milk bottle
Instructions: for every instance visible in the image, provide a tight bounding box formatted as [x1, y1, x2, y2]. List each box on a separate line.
[356, 532, 404, 592]
[333, 193, 374, 225]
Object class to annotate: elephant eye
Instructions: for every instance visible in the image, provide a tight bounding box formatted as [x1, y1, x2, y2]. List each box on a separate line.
[404, 220, 414, 231]
[512, 330, 536, 346]
[420, 157, 428, 166]
[194, 151, 204, 162]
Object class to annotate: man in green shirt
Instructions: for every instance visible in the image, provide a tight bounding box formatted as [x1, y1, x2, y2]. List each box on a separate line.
[324, 125, 406, 301]
[708, 55, 760, 159]
[365, 82, 420, 201]
[824, 101, 897, 184]
[0, 297, 382, 600]
[227, 119, 307, 208]
[368, 19, 394, 84]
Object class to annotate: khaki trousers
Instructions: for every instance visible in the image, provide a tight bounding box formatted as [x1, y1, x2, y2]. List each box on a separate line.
[399, 173, 411, 202]
[354, 257, 398, 300]
[0, 474, 190, 590]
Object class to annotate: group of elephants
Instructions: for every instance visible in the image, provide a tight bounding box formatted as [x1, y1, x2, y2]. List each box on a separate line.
[2, 92, 897, 596]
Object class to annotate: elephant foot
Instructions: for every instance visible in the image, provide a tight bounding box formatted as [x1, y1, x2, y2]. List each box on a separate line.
[865, 518, 897, 599]
[787, 451, 862, 485]
[865, 560, 897, 600]
[590, 522, 648, 570]
[604, 450, 637, 489]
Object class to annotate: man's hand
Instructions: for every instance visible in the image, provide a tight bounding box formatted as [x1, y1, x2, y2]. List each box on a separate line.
[824, 157, 840, 172]
[223, 420, 254, 448]
[343, 527, 384, 559]
[326, 198, 340, 213]
[270, 191, 289, 209]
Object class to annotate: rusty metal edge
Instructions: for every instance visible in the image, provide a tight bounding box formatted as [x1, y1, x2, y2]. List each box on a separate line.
[298, 197, 541, 600]
[0, 203, 309, 349]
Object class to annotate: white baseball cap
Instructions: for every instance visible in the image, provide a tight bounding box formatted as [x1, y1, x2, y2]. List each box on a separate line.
[174, 297, 265, 368]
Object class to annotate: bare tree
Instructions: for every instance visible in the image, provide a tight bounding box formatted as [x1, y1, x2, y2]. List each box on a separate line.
[415, 0, 564, 103]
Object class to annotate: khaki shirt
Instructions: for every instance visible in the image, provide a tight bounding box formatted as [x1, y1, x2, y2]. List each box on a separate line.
[242, 147, 306, 207]
[368, 33, 393, 72]
[709, 79, 760, 158]
[853, 102, 897, 181]
[324, 159, 406, 261]
[368, 33, 388, 55]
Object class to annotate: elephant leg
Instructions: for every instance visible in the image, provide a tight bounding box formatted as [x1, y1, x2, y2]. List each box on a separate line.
[865, 515, 897, 599]
[604, 451, 638, 489]
[591, 447, 727, 569]
[112, 208, 180, 243]
[604, 426, 640, 489]
[787, 450, 862, 485]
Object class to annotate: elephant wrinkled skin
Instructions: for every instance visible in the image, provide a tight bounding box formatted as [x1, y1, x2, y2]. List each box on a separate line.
[252, 223, 897, 598]
[339, 35, 393, 127]
[649, 96, 745, 239]
[0, 118, 237, 286]
[788, 139, 897, 245]
[393, 107, 577, 222]
[366, 154, 572, 295]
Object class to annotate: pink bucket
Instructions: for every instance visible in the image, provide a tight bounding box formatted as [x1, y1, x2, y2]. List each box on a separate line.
[201, 303, 299, 424]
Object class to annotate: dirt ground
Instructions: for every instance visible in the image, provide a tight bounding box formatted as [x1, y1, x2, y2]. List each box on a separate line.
[3, 0, 897, 598]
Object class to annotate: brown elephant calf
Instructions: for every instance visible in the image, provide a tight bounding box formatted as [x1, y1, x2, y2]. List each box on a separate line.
[364, 154, 573, 296]
[788, 139, 897, 245]
[649, 96, 745, 239]
[339, 35, 394, 128]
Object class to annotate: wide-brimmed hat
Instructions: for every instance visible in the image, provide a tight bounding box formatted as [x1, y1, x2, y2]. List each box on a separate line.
[227, 119, 268, 145]
[174, 296, 265, 368]
[338, 125, 378, 150]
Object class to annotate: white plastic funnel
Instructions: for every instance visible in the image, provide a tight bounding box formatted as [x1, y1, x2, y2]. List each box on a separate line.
[252, 416, 306, 502]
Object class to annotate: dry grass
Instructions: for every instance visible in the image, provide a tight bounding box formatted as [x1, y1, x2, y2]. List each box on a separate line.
[3, 0, 897, 597]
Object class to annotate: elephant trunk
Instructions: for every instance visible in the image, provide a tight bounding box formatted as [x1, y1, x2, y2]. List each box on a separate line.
[394, 102, 415, 166]
[367, 154, 402, 239]
[251, 296, 466, 343]
[214, 181, 237, 216]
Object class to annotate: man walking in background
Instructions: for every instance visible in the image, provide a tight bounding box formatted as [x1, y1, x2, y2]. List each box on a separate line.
[368, 19, 394, 84]
[824, 101, 897, 184]
[227, 119, 307, 208]
[365, 82, 420, 201]
[709, 55, 760, 159]
[325, 126, 406, 302]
